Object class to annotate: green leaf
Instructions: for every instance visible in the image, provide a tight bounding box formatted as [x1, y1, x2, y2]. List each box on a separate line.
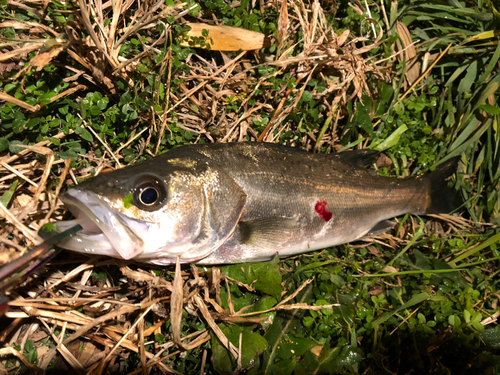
[294, 346, 340, 375]
[473, 76, 500, 113]
[9, 140, 24, 154]
[479, 104, 500, 115]
[4, 83, 16, 93]
[480, 325, 500, 349]
[261, 314, 316, 374]
[250, 358, 295, 375]
[274, 334, 315, 360]
[212, 323, 268, 374]
[90, 105, 101, 116]
[449, 232, 500, 266]
[448, 314, 461, 327]
[0, 137, 8, 152]
[24, 340, 37, 364]
[222, 256, 282, 299]
[478, 41, 500, 83]
[303, 316, 314, 327]
[245, 296, 277, 328]
[457, 61, 477, 97]
[0, 179, 19, 207]
[155, 333, 165, 344]
[137, 63, 149, 73]
[417, 4, 493, 21]
[58, 150, 79, 160]
[333, 345, 363, 372]
[295, 343, 362, 375]
[412, 249, 432, 270]
[301, 90, 313, 102]
[220, 284, 257, 312]
[371, 124, 408, 152]
[49, 137, 60, 146]
[370, 292, 431, 329]
[349, 97, 373, 135]
[24, 340, 34, 353]
[74, 126, 94, 142]
[97, 98, 108, 110]
[448, 116, 479, 152]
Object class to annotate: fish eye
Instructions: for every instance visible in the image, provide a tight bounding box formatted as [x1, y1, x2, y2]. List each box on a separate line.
[132, 177, 167, 211]
[139, 187, 159, 206]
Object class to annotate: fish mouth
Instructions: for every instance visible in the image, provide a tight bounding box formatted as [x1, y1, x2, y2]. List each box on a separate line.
[55, 189, 147, 260]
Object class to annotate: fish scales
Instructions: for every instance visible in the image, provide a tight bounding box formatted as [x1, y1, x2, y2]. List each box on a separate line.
[186, 144, 431, 263]
[48, 143, 459, 264]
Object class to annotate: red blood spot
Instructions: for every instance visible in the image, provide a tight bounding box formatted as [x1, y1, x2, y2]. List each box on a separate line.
[315, 200, 332, 222]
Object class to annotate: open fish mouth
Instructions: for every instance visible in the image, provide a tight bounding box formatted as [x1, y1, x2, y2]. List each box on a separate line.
[55, 189, 147, 260]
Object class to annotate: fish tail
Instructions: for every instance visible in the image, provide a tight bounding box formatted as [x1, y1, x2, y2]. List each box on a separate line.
[421, 156, 461, 215]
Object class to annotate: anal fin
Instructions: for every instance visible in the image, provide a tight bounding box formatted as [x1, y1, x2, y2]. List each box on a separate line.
[356, 220, 394, 241]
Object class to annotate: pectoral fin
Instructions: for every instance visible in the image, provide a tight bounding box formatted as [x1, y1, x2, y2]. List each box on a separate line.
[231, 217, 299, 249]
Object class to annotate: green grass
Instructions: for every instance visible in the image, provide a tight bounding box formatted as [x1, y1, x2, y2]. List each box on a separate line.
[0, 0, 500, 374]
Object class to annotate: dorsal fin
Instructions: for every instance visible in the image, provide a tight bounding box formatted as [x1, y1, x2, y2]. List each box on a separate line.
[336, 149, 379, 169]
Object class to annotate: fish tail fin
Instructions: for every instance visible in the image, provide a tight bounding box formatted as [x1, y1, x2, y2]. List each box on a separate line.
[422, 156, 461, 215]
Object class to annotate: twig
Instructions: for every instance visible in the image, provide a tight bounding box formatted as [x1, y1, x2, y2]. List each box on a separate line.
[0, 161, 38, 188]
[81, 120, 122, 168]
[115, 126, 149, 156]
[155, 33, 173, 155]
[0, 92, 40, 112]
[257, 74, 306, 142]
[363, 0, 377, 37]
[98, 304, 155, 372]
[1, 131, 72, 165]
[0, 42, 44, 63]
[396, 43, 452, 104]
[166, 51, 247, 116]
[0, 203, 41, 245]
[0, 347, 39, 372]
[41, 158, 72, 225]
[390, 307, 420, 335]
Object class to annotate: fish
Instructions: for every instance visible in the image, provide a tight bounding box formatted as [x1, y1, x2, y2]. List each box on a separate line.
[49, 142, 459, 265]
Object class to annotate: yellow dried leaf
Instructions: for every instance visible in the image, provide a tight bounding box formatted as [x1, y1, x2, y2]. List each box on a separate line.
[310, 345, 323, 357]
[181, 22, 269, 51]
[396, 21, 420, 87]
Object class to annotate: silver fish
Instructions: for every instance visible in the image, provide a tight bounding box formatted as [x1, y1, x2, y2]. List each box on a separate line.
[51, 143, 459, 265]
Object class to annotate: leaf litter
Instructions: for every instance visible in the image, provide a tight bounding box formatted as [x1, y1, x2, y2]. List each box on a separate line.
[0, 0, 499, 373]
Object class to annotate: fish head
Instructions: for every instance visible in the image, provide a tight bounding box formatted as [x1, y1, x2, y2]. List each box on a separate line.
[55, 156, 247, 264]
